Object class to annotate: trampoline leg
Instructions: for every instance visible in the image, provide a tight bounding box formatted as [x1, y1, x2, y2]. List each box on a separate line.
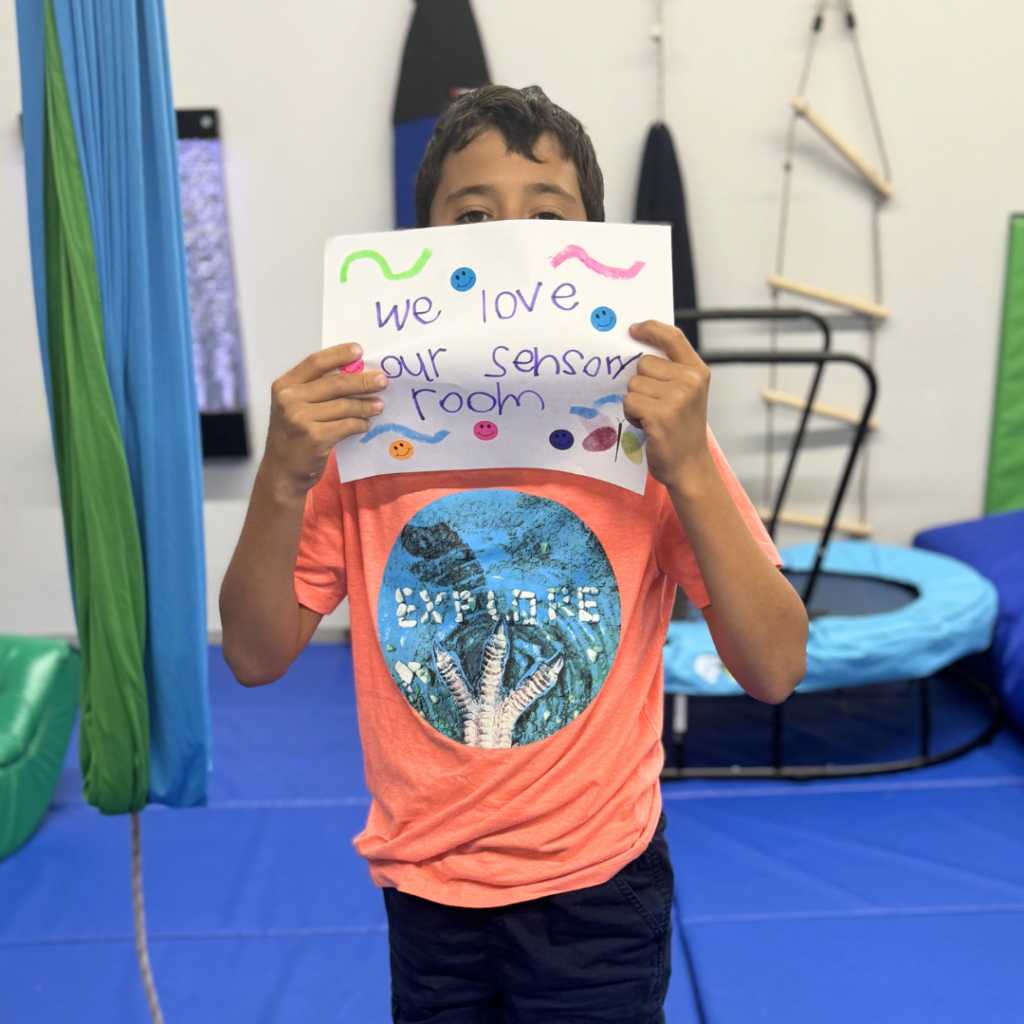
[772, 702, 784, 771]
[672, 694, 689, 769]
[920, 678, 931, 757]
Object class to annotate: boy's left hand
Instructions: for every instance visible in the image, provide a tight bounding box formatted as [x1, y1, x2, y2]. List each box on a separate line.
[624, 320, 712, 487]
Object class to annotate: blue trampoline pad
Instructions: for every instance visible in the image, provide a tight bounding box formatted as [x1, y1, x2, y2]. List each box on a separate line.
[665, 542, 999, 695]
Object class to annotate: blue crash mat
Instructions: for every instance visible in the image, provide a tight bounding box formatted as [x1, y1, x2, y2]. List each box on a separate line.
[665, 542, 999, 695]
[916, 509, 1024, 731]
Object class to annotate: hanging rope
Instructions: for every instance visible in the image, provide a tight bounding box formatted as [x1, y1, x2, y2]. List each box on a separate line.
[131, 812, 167, 1024]
[767, 0, 827, 508]
[767, 0, 890, 526]
[841, 0, 891, 182]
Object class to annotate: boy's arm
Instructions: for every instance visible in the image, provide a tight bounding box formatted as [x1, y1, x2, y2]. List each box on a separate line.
[220, 343, 387, 686]
[625, 321, 808, 705]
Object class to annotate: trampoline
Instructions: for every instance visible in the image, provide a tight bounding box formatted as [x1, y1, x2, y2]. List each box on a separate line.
[661, 309, 1003, 779]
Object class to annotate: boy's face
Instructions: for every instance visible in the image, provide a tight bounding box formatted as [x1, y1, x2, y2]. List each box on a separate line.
[428, 128, 587, 227]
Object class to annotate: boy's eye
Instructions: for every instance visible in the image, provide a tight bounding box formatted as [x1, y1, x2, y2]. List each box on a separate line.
[534, 211, 564, 220]
[456, 209, 492, 224]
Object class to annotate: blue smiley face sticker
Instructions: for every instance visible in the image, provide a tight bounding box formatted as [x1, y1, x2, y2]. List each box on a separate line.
[549, 429, 575, 450]
[450, 267, 477, 291]
[590, 306, 617, 332]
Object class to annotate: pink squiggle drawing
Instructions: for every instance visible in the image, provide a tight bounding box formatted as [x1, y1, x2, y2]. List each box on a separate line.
[548, 245, 645, 280]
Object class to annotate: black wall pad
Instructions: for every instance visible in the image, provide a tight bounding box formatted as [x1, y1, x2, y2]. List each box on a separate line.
[200, 413, 249, 459]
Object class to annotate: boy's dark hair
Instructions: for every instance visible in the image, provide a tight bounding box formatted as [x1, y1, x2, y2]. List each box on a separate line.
[415, 85, 605, 227]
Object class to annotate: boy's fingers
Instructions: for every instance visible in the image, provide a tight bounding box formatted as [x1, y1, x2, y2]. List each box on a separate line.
[308, 396, 385, 423]
[278, 344, 364, 387]
[300, 369, 388, 404]
[318, 417, 373, 446]
[634, 354, 684, 383]
[629, 320, 701, 367]
[622, 391, 658, 423]
[626, 374, 671, 400]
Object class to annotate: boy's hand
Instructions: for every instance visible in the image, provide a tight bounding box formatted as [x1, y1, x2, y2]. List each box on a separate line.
[625, 321, 712, 488]
[264, 343, 386, 498]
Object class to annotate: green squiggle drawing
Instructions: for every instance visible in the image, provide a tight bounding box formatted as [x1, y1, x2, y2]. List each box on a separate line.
[339, 247, 432, 283]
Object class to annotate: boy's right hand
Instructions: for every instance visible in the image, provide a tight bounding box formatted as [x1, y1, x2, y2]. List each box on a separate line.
[263, 343, 386, 497]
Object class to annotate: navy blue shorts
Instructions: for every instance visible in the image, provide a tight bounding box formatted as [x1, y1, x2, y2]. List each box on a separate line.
[383, 815, 673, 1024]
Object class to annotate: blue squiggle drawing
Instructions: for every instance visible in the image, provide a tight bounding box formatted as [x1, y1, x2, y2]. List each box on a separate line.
[361, 424, 451, 444]
[570, 395, 625, 420]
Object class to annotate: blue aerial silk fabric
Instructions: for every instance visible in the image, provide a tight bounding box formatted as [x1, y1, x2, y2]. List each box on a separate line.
[15, 3, 51, 394]
[16, 0, 210, 807]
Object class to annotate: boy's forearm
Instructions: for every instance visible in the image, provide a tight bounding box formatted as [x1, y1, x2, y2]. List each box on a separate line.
[219, 342, 381, 685]
[219, 460, 311, 685]
[666, 455, 808, 704]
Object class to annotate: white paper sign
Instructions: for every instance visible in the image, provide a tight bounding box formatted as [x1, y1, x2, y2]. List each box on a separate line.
[321, 220, 673, 494]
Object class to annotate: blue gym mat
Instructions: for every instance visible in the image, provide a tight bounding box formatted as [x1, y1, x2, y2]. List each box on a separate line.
[1, 645, 1022, 1022]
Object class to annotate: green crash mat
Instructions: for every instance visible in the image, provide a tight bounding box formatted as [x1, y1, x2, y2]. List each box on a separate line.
[0, 635, 79, 861]
[987, 214, 1024, 513]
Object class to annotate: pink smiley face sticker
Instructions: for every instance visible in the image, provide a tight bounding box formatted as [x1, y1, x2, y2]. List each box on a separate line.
[473, 420, 499, 441]
[340, 358, 365, 374]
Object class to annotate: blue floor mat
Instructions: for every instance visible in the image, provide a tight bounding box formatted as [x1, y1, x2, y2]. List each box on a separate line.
[1, 645, 388, 1023]
[686, 913, 1024, 1024]
[3, 644, 1024, 1022]
[664, 730, 1024, 1023]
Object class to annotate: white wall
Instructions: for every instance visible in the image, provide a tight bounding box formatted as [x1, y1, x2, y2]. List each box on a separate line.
[1, 0, 1020, 637]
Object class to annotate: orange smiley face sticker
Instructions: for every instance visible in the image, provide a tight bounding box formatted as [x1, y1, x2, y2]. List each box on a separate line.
[389, 439, 414, 461]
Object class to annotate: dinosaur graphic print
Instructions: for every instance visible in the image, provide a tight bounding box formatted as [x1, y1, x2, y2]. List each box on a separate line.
[377, 490, 621, 748]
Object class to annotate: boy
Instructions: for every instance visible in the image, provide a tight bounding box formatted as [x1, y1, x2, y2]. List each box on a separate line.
[221, 86, 807, 1023]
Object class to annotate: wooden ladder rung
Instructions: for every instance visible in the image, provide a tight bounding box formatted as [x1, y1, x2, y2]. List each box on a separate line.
[760, 388, 879, 429]
[767, 274, 889, 319]
[791, 96, 894, 199]
[759, 508, 873, 538]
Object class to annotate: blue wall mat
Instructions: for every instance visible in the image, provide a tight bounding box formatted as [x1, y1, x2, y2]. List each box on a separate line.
[916, 510, 1024, 732]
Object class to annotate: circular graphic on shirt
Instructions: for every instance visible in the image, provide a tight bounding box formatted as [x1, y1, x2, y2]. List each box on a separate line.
[377, 490, 621, 748]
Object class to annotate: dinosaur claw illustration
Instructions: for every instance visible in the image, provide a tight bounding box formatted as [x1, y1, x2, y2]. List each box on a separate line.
[427, 618, 567, 749]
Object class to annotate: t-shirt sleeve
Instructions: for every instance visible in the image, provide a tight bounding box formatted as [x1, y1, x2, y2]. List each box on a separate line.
[655, 426, 782, 609]
[294, 450, 348, 615]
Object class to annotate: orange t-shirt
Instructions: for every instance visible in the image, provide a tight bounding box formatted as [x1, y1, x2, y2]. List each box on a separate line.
[294, 430, 779, 908]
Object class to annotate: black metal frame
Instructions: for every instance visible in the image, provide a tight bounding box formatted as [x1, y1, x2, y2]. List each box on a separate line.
[661, 308, 1003, 780]
[675, 307, 857, 606]
[661, 667, 1003, 780]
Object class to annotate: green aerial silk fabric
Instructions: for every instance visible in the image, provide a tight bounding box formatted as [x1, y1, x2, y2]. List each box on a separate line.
[986, 215, 1024, 514]
[42, 0, 149, 814]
